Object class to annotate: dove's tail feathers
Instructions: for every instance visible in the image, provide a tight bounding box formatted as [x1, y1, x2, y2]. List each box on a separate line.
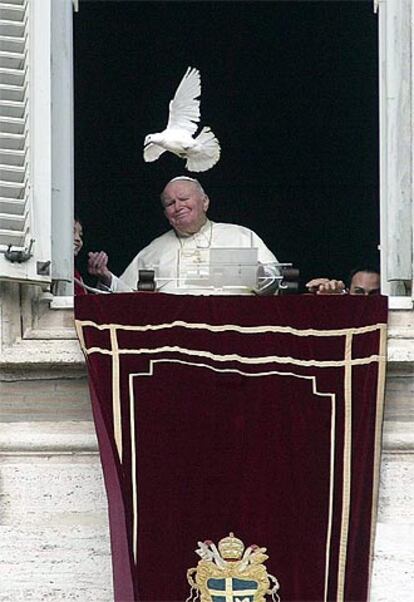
[186, 127, 221, 172]
[143, 143, 167, 163]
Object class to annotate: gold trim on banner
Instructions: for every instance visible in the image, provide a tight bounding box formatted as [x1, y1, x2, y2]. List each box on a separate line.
[74, 320, 87, 352]
[76, 318, 386, 337]
[80, 343, 382, 369]
[367, 325, 388, 594]
[128, 373, 138, 564]
[336, 332, 353, 601]
[324, 383, 336, 602]
[110, 326, 123, 463]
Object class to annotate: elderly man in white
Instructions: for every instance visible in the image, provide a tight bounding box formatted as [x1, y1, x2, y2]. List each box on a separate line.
[88, 176, 279, 295]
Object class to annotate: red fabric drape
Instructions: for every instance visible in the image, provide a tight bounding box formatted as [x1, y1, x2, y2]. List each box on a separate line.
[74, 268, 88, 296]
[75, 293, 387, 602]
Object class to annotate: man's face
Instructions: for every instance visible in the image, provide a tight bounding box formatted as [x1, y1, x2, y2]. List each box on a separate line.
[349, 271, 380, 295]
[162, 181, 209, 235]
[74, 221, 83, 256]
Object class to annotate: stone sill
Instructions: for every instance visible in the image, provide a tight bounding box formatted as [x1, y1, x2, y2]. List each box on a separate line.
[387, 338, 414, 364]
[0, 421, 98, 454]
[382, 422, 414, 452]
[0, 339, 85, 380]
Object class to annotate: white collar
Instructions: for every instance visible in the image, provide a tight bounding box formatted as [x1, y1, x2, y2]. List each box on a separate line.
[174, 218, 212, 239]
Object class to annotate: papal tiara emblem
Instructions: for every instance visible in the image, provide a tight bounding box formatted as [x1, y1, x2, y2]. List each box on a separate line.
[186, 532, 281, 602]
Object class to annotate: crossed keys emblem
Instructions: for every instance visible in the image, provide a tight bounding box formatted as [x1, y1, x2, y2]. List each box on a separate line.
[186, 533, 280, 602]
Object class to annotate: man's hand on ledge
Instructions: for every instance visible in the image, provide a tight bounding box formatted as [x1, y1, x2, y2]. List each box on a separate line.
[306, 278, 346, 295]
[88, 251, 112, 288]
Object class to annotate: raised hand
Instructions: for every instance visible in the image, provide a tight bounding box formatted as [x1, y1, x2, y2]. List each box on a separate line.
[306, 278, 346, 295]
[87, 251, 112, 287]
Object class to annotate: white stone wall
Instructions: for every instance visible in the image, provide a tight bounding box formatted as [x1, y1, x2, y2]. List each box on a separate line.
[0, 378, 113, 602]
[371, 368, 414, 601]
[373, 456, 414, 601]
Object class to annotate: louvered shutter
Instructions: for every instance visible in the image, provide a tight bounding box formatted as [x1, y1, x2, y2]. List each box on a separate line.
[0, 0, 52, 283]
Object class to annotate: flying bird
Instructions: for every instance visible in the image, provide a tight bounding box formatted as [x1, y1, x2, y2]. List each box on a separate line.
[143, 67, 220, 172]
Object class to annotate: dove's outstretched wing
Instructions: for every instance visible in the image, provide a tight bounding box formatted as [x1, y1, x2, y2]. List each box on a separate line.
[167, 67, 201, 135]
[143, 143, 166, 163]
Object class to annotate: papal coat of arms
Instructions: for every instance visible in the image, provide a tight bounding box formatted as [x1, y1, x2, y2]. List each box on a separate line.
[186, 532, 280, 602]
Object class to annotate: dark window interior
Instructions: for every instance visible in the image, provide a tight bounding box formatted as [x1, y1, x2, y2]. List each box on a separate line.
[74, 0, 379, 290]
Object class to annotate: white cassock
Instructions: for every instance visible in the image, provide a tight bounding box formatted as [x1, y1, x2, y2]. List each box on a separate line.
[109, 220, 280, 295]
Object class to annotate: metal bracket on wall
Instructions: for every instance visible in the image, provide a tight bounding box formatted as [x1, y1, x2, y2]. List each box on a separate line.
[3, 239, 34, 264]
[37, 260, 51, 276]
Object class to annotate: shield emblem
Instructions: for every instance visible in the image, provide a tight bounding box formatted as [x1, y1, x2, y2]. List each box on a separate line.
[207, 577, 258, 602]
[187, 534, 280, 602]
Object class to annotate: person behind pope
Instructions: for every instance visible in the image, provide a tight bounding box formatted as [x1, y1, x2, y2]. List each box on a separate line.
[74, 217, 88, 296]
[306, 266, 380, 295]
[88, 176, 279, 295]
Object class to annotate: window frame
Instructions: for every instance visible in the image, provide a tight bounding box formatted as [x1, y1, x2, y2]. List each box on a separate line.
[2, 0, 414, 308]
[378, 0, 414, 307]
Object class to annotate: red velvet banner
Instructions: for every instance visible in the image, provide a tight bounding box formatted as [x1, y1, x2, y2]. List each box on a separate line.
[75, 294, 387, 602]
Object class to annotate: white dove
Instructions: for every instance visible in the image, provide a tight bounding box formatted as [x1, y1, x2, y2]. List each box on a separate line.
[143, 67, 220, 172]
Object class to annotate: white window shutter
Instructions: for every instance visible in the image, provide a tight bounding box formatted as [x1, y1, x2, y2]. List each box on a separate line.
[0, 0, 52, 284]
[378, 0, 413, 295]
